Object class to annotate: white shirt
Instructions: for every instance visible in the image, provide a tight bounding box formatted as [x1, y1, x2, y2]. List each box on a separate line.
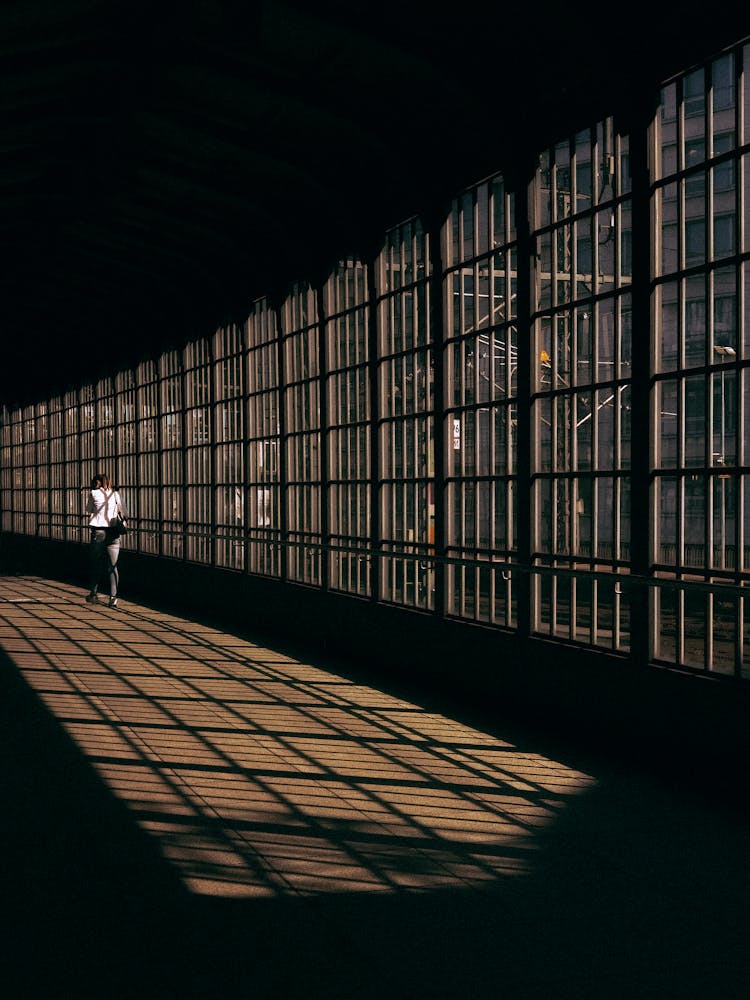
[86, 488, 122, 528]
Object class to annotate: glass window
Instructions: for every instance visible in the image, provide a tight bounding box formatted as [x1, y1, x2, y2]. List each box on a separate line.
[283, 283, 321, 586]
[651, 46, 745, 674]
[325, 258, 371, 596]
[444, 176, 517, 626]
[531, 120, 632, 650]
[378, 218, 434, 610]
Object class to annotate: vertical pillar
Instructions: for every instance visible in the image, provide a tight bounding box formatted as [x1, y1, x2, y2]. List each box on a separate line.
[155, 355, 165, 559]
[509, 159, 535, 643]
[618, 93, 657, 668]
[208, 336, 217, 568]
[316, 285, 329, 592]
[273, 298, 288, 582]
[425, 205, 447, 618]
[180, 350, 188, 563]
[240, 317, 250, 575]
[366, 254, 381, 603]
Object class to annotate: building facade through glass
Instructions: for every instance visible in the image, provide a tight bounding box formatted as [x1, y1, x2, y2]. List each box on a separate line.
[2, 36, 749, 679]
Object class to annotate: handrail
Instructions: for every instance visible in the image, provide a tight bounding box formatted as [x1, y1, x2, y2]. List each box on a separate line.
[20, 519, 750, 599]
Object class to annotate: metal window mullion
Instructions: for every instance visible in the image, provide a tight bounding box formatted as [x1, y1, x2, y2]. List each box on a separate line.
[675, 583, 685, 666]
[590, 467, 599, 568]
[56, 406, 64, 539]
[425, 215, 445, 619]
[32, 409, 39, 534]
[738, 397, 746, 579]
[19, 411, 25, 533]
[489, 534, 498, 624]
[706, 589, 715, 672]
[92, 383, 99, 496]
[460, 470, 467, 618]
[734, 471, 744, 673]
[712, 460, 723, 574]
[614, 465, 623, 567]
[112, 387, 120, 526]
[58, 404, 66, 539]
[677, 453, 686, 571]
[739, 55, 747, 254]
[405, 476, 411, 601]
[208, 340, 217, 568]
[412, 477, 419, 606]
[317, 288, 329, 592]
[708, 358, 716, 556]
[242, 325, 251, 575]
[512, 167, 533, 639]
[591, 564, 601, 646]
[180, 355, 188, 563]
[13, 413, 18, 533]
[45, 404, 52, 539]
[411, 409, 418, 541]
[131, 375, 141, 554]
[397, 475, 404, 600]
[30, 406, 36, 533]
[551, 567, 558, 635]
[37, 406, 44, 537]
[9, 410, 14, 534]
[155, 363, 165, 559]
[70, 396, 78, 540]
[367, 259, 381, 602]
[551, 395, 560, 564]
[614, 570, 623, 650]
[387, 434, 396, 601]
[676, 497, 686, 668]
[577, 390, 587, 563]
[616, 100, 656, 665]
[28, 408, 33, 531]
[274, 304, 287, 583]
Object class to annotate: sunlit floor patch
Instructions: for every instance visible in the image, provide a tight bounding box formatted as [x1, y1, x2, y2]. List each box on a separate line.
[0, 575, 597, 898]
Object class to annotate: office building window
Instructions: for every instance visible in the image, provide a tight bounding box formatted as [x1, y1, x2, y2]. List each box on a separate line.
[34, 401, 49, 538]
[377, 218, 434, 609]
[185, 339, 212, 564]
[0, 408, 11, 533]
[325, 258, 371, 596]
[443, 174, 518, 626]
[97, 377, 115, 473]
[62, 390, 80, 541]
[115, 370, 137, 547]
[652, 46, 748, 676]
[531, 120, 633, 650]
[283, 282, 321, 585]
[213, 325, 245, 570]
[136, 361, 160, 555]
[246, 299, 281, 578]
[160, 351, 184, 559]
[48, 397, 64, 539]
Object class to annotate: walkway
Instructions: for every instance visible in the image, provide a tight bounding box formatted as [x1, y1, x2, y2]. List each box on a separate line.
[1, 576, 749, 998]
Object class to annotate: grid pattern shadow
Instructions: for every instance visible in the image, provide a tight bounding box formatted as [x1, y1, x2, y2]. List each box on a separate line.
[0, 576, 595, 898]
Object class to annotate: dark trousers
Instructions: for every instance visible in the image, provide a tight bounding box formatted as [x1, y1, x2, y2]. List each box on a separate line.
[89, 529, 120, 598]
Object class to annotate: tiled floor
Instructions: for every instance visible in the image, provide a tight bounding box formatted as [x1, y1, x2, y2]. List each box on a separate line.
[1, 575, 749, 999]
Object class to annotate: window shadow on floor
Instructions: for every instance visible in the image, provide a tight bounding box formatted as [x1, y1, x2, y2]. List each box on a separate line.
[1, 575, 749, 999]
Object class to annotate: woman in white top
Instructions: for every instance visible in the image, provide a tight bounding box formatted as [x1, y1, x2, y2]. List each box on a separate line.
[85, 472, 127, 608]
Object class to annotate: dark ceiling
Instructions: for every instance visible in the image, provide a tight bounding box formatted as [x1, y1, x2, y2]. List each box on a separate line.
[1, 0, 747, 407]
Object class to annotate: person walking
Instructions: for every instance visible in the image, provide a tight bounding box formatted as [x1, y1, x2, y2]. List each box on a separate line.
[85, 472, 127, 608]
